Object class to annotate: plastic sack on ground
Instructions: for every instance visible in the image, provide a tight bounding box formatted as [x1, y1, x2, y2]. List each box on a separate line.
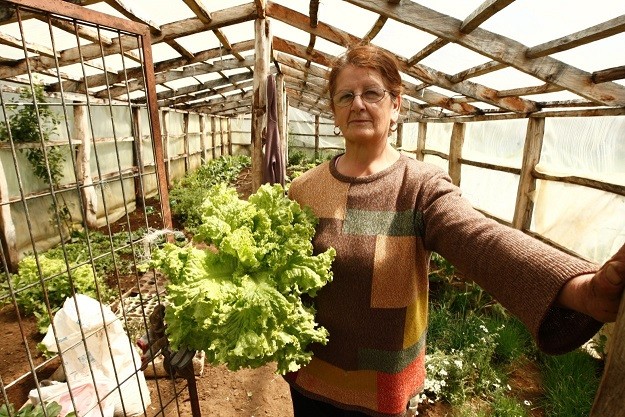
[29, 377, 115, 417]
[41, 294, 151, 416]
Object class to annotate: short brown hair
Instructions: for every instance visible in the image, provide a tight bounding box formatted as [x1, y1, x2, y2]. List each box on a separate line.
[328, 43, 403, 107]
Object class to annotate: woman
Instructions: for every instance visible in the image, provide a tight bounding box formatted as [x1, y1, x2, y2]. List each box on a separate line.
[286, 43, 625, 417]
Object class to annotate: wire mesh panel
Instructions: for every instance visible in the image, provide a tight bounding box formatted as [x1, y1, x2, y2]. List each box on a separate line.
[0, 1, 198, 416]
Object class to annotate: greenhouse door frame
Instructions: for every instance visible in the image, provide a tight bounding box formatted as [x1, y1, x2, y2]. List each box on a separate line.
[2, 0, 171, 232]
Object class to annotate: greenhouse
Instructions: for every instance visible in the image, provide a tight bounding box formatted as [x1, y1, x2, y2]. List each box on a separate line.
[0, 0, 624, 416]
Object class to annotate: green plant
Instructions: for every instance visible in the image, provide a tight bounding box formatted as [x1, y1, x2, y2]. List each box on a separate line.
[539, 349, 601, 417]
[169, 155, 251, 232]
[3, 253, 111, 333]
[146, 183, 336, 374]
[0, 401, 73, 417]
[0, 83, 71, 229]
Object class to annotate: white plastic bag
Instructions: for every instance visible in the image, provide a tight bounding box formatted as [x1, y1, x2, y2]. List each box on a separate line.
[29, 378, 115, 417]
[42, 294, 151, 416]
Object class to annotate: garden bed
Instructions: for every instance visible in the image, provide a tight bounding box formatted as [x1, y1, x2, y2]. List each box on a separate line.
[1, 163, 603, 417]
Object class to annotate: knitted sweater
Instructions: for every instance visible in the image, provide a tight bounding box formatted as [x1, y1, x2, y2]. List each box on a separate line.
[285, 154, 602, 417]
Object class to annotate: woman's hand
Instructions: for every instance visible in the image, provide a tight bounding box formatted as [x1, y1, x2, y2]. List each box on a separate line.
[557, 244, 625, 322]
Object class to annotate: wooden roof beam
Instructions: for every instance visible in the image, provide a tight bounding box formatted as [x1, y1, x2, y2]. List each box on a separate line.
[152, 71, 253, 103]
[185, 89, 253, 111]
[0, 30, 58, 58]
[526, 14, 625, 58]
[345, 0, 625, 106]
[0, 3, 258, 81]
[99, 55, 255, 98]
[167, 79, 255, 108]
[449, 60, 507, 83]
[460, 0, 515, 33]
[409, 0, 514, 66]
[166, 39, 195, 60]
[34, 15, 114, 47]
[269, 3, 534, 113]
[103, 0, 161, 34]
[592, 65, 625, 84]
[363, 15, 388, 41]
[181, 0, 213, 24]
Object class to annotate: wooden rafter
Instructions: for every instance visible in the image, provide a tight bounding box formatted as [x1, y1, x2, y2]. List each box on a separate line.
[526, 14, 625, 58]
[345, 0, 625, 106]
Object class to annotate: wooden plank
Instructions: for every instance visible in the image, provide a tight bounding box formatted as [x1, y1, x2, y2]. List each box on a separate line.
[99, 56, 256, 99]
[0, 30, 58, 58]
[448, 122, 466, 186]
[269, 4, 536, 114]
[0, 154, 18, 272]
[590, 291, 625, 417]
[449, 60, 507, 83]
[407, 38, 449, 66]
[363, 15, 387, 41]
[460, 0, 515, 33]
[74, 103, 98, 228]
[593, 65, 625, 84]
[512, 117, 543, 230]
[251, 16, 270, 192]
[104, 0, 161, 33]
[344, 0, 625, 106]
[0, 3, 257, 80]
[402, 61, 539, 113]
[526, 15, 625, 58]
[181, 0, 213, 24]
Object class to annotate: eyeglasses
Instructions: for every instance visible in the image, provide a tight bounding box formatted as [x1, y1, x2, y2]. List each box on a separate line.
[332, 87, 389, 107]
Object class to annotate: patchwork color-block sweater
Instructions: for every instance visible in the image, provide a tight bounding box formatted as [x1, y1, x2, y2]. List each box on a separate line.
[285, 154, 602, 417]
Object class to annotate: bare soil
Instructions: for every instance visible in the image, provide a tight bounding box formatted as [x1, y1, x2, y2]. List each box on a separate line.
[0, 168, 543, 417]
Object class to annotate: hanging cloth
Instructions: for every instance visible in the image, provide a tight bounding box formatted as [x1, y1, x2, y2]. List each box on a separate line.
[262, 74, 285, 186]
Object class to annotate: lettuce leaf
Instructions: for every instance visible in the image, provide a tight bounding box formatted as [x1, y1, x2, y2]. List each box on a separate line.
[147, 183, 335, 374]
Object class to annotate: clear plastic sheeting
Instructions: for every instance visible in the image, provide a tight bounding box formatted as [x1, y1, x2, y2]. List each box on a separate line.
[539, 117, 625, 186]
[463, 119, 526, 168]
[460, 166, 519, 222]
[531, 180, 625, 263]
[288, 107, 342, 150]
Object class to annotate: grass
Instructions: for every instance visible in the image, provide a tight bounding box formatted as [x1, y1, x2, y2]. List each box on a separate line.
[424, 253, 603, 416]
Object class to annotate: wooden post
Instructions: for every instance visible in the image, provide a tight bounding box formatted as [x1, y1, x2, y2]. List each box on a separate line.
[183, 112, 190, 174]
[74, 103, 98, 228]
[219, 117, 226, 157]
[161, 109, 172, 187]
[276, 73, 287, 179]
[227, 118, 233, 156]
[211, 116, 217, 160]
[131, 106, 145, 208]
[416, 122, 427, 161]
[200, 114, 208, 162]
[0, 155, 18, 272]
[448, 122, 465, 186]
[251, 13, 270, 192]
[590, 291, 625, 417]
[512, 118, 545, 231]
[395, 122, 403, 149]
[314, 115, 320, 160]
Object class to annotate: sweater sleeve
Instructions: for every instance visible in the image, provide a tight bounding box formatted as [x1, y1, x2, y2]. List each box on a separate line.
[418, 166, 602, 354]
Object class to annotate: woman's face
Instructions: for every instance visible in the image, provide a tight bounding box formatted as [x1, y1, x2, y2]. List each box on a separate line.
[332, 64, 400, 146]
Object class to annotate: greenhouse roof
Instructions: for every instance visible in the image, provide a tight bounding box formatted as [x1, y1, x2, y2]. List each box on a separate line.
[0, 0, 624, 121]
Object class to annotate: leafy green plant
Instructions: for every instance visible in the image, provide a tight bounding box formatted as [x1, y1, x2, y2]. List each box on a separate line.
[3, 253, 110, 333]
[169, 155, 251, 233]
[146, 183, 336, 374]
[0, 401, 73, 417]
[0, 83, 71, 229]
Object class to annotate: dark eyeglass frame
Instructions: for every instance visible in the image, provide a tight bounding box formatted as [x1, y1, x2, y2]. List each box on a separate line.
[332, 87, 390, 107]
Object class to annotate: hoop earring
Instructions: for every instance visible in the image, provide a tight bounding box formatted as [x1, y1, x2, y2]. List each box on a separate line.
[334, 126, 341, 136]
[390, 122, 398, 132]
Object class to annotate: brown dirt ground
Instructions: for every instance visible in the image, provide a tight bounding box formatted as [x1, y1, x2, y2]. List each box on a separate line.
[0, 168, 544, 417]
